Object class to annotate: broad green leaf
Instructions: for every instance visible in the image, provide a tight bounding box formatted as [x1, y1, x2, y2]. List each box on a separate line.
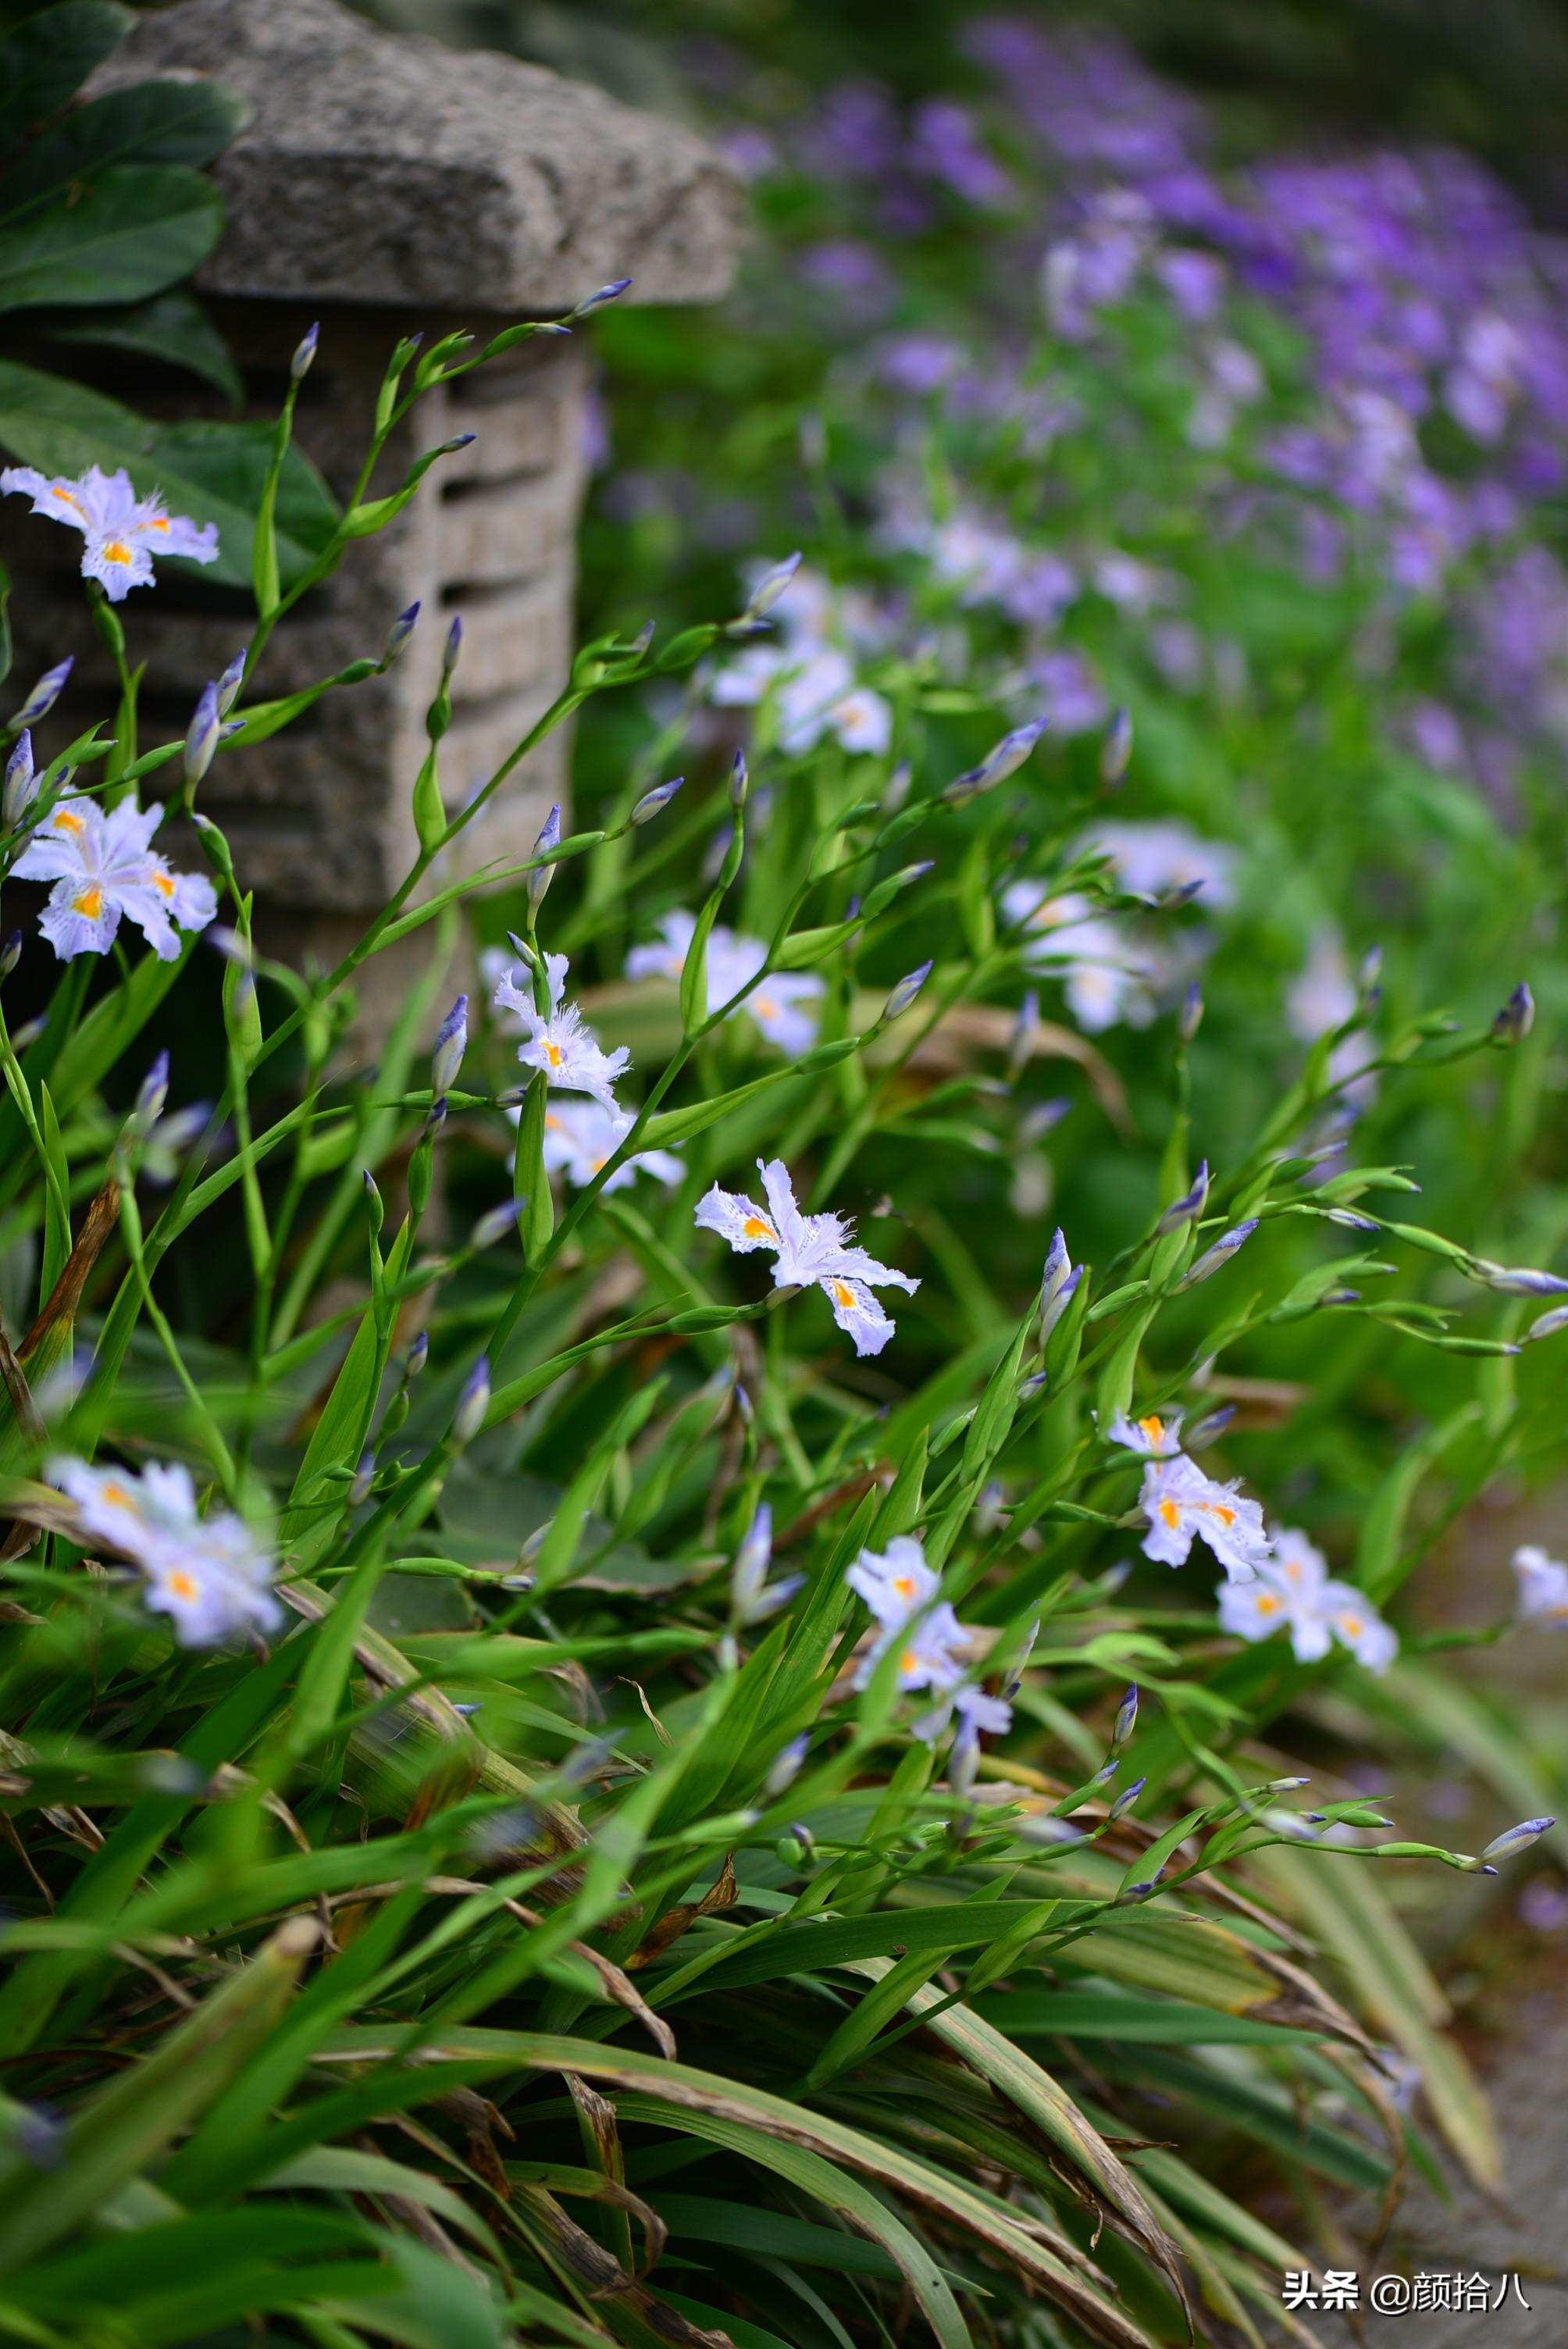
[0, 166, 221, 314]
[0, 4, 131, 158]
[0, 359, 338, 592]
[0, 79, 248, 214]
[37, 290, 242, 406]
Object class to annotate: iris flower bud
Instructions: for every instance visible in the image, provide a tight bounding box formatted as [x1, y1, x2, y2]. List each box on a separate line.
[383, 602, 420, 666]
[290, 321, 319, 380]
[1491, 982, 1534, 1043]
[764, 1734, 808, 1799]
[10, 654, 72, 728]
[469, 1201, 519, 1252]
[1178, 1217, 1257, 1288]
[942, 717, 1046, 805]
[1110, 1684, 1138, 1749]
[452, 1355, 490, 1447]
[743, 552, 801, 624]
[630, 774, 684, 825]
[216, 650, 247, 716]
[3, 730, 35, 829]
[527, 804, 561, 916]
[184, 680, 221, 786]
[882, 959, 933, 1024]
[1108, 1776, 1146, 1820]
[431, 994, 468, 1096]
[1156, 1159, 1210, 1234]
[1099, 704, 1132, 786]
[1476, 1816, 1555, 1868]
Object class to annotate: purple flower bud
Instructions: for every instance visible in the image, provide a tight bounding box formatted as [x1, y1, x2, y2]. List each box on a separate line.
[1090, 1756, 1120, 1788]
[1099, 704, 1132, 786]
[764, 1734, 809, 1799]
[1178, 1217, 1258, 1289]
[11, 654, 73, 728]
[1018, 1097, 1071, 1145]
[347, 1449, 375, 1508]
[1008, 989, 1039, 1079]
[1267, 1777, 1310, 1792]
[1178, 980, 1203, 1043]
[3, 729, 35, 829]
[469, 1200, 519, 1252]
[1524, 1302, 1568, 1343]
[0, 930, 21, 983]
[1326, 1208, 1380, 1232]
[1114, 1877, 1160, 1905]
[406, 1331, 429, 1381]
[383, 601, 420, 666]
[1359, 945, 1383, 994]
[431, 993, 468, 1096]
[573, 277, 633, 315]
[729, 749, 749, 808]
[1156, 1159, 1210, 1235]
[1108, 1776, 1146, 1820]
[184, 680, 222, 786]
[290, 320, 319, 381]
[731, 1502, 773, 1620]
[1320, 1287, 1362, 1306]
[1040, 1260, 1082, 1342]
[943, 717, 1046, 805]
[1040, 1227, 1072, 1312]
[882, 761, 912, 813]
[440, 433, 476, 456]
[1492, 982, 1534, 1043]
[1477, 1816, 1556, 1868]
[1184, 1403, 1235, 1448]
[452, 1355, 490, 1447]
[130, 1050, 170, 1139]
[1111, 1684, 1138, 1749]
[882, 959, 933, 1024]
[744, 552, 801, 622]
[1017, 1368, 1049, 1399]
[1479, 1264, 1568, 1296]
[734, 1381, 754, 1424]
[215, 650, 247, 717]
[442, 615, 463, 681]
[1018, 1816, 1087, 1848]
[527, 803, 561, 915]
[630, 774, 684, 825]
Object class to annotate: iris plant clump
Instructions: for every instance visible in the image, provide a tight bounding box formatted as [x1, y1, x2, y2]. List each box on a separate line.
[0, 253, 1562, 2349]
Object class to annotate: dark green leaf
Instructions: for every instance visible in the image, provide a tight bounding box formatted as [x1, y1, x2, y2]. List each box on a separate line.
[0, 78, 248, 216]
[0, 3, 132, 159]
[37, 289, 242, 406]
[0, 166, 222, 314]
[0, 359, 339, 590]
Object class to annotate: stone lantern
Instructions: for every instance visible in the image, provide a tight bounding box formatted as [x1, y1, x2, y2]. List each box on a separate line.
[19, 0, 741, 986]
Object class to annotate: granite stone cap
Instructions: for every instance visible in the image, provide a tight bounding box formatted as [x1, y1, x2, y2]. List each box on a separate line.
[89, 0, 744, 314]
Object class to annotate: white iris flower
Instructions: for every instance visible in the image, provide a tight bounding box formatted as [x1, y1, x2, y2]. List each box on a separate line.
[695, 1157, 918, 1356]
[14, 794, 217, 963]
[493, 950, 630, 1111]
[1513, 1544, 1568, 1629]
[2, 463, 218, 600]
[626, 910, 824, 1055]
[50, 1456, 280, 1648]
